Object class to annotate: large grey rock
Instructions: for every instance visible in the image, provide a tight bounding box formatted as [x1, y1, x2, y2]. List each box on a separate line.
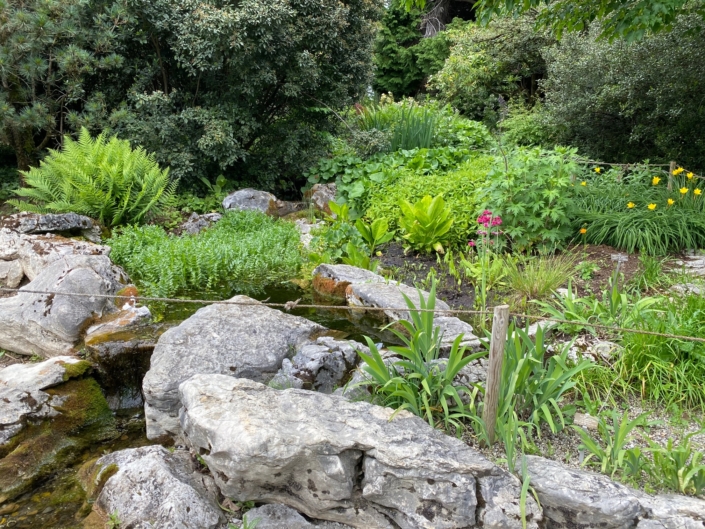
[304, 183, 337, 215]
[0, 255, 122, 357]
[143, 296, 326, 439]
[0, 228, 112, 282]
[522, 455, 643, 528]
[270, 337, 366, 393]
[236, 504, 354, 529]
[346, 282, 451, 322]
[223, 188, 277, 213]
[179, 212, 222, 235]
[178, 375, 542, 529]
[82, 445, 223, 528]
[0, 356, 89, 446]
[636, 493, 705, 527]
[637, 518, 704, 529]
[0, 212, 94, 234]
[312, 264, 386, 299]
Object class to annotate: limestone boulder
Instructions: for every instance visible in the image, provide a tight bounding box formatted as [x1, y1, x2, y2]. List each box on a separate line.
[142, 296, 326, 439]
[0, 259, 23, 289]
[0, 357, 116, 503]
[0, 212, 94, 234]
[237, 504, 354, 529]
[0, 255, 123, 357]
[312, 264, 386, 299]
[80, 445, 223, 529]
[222, 188, 306, 217]
[270, 337, 367, 393]
[178, 375, 542, 529]
[178, 212, 222, 235]
[522, 455, 643, 528]
[304, 183, 337, 215]
[636, 492, 705, 528]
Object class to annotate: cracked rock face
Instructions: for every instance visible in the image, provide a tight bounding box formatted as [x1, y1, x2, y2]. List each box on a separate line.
[81, 445, 223, 529]
[523, 455, 643, 528]
[178, 375, 541, 529]
[270, 337, 366, 393]
[312, 264, 386, 299]
[142, 296, 326, 440]
[0, 255, 123, 357]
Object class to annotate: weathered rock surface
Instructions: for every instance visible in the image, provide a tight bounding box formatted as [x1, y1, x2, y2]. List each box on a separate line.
[637, 518, 705, 529]
[270, 337, 367, 393]
[636, 492, 705, 528]
[0, 357, 116, 503]
[0, 259, 23, 289]
[522, 455, 643, 528]
[143, 296, 326, 439]
[178, 212, 222, 235]
[80, 445, 223, 529]
[222, 188, 306, 217]
[0, 255, 123, 357]
[304, 183, 337, 215]
[0, 211, 94, 234]
[346, 281, 450, 322]
[313, 263, 386, 299]
[295, 218, 325, 249]
[239, 504, 354, 529]
[178, 375, 542, 529]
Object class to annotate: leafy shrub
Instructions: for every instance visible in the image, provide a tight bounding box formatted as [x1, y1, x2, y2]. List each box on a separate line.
[10, 129, 176, 227]
[428, 15, 553, 124]
[479, 146, 578, 251]
[306, 146, 480, 216]
[572, 168, 705, 255]
[364, 155, 494, 247]
[500, 102, 556, 147]
[399, 194, 453, 254]
[107, 210, 302, 298]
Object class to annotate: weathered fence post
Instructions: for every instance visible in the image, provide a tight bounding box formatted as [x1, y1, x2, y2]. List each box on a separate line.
[669, 161, 677, 191]
[482, 304, 510, 446]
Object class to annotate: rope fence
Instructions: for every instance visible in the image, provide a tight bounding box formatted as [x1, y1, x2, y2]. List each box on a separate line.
[2, 286, 705, 344]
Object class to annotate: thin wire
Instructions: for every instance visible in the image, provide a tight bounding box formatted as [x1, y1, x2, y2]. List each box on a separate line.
[3, 287, 705, 344]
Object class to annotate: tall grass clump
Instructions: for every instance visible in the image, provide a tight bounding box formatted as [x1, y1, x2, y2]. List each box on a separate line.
[572, 168, 705, 255]
[107, 211, 302, 298]
[503, 253, 577, 309]
[10, 128, 176, 227]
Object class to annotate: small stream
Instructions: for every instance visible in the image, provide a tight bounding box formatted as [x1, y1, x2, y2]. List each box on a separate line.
[2, 283, 392, 528]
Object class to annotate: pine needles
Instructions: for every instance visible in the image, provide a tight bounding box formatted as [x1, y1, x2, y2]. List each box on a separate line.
[10, 128, 176, 227]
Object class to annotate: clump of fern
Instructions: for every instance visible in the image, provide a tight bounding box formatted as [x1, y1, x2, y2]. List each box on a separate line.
[10, 128, 176, 227]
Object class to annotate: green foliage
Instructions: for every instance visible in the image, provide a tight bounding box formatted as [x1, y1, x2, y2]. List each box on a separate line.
[503, 253, 577, 307]
[0, 0, 130, 170]
[534, 278, 660, 335]
[500, 102, 556, 147]
[107, 210, 302, 299]
[106, 0, 381, 193]
[628, 254, 668, 292]
[497, 324, 591, 434]
[355, 218, 394, 254]
[571, 168, 705, 255]
[107, 511, 123, 529]
[364, 155, 494, 247]
[542, 15, 705, 169]
[0, 164, 19, 203]
[473, 0, 705, 42]
[576, 260, 600, 281]
[480, 147, 578, 251]
[356, 280, 486, 433]
[428, 16, 553, 124]
[399, 195, 453, 254]
[573, 410, 650, 478]
[372, 1, 450, 97]
[649, 431, 705, 495]
[309, 202, 367, 263]
[10, 128, 176, 227]
[342, 242, 378, 271]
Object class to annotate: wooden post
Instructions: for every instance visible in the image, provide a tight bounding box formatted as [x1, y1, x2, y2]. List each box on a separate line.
[482, 304, 510, 446]
[669, 161, 676, 191]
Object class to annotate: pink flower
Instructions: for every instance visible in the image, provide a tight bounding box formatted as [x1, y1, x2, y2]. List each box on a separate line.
[491, 216, 503, 226]
[468, 240, 476, 247]
[477, 230, 487, 236]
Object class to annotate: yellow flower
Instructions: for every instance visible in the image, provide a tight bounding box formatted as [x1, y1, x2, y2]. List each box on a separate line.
[696, 189, 702, 196]
[580, 181, 587, 186]
[627, 202, 636, 209]
[594, 167, 602, 174]
[647, 203, 657, 210]
[673, 167, 684, 176]
[687, 172, 694, 180]
[652, 176, 661, 185]
[680, 187, 689, 195]
[668, 198, 675, 206]
[580, 228, 587, 234]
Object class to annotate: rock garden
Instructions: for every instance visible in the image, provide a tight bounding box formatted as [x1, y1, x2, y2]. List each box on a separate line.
[1, 2, 705, 527]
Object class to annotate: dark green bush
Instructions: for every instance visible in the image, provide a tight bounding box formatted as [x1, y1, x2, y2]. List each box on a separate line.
[107, 211, 302, 298]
